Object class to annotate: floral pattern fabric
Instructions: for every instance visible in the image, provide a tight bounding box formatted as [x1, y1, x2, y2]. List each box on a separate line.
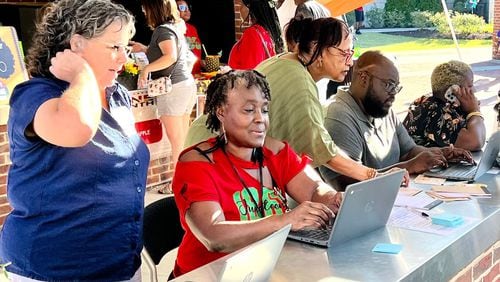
[403, 95, 467, 147]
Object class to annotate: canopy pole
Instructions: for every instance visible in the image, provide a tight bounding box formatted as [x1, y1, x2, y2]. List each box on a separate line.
[441, 0, 462, 60]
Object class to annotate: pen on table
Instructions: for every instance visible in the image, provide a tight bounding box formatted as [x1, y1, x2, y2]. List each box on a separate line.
[407, 208, 430, 218]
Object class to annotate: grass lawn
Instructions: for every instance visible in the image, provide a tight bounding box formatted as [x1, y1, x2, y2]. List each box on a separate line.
[356, 32, 491, 52]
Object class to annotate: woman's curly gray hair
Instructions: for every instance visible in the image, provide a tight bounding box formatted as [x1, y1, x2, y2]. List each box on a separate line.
[27, 0, 135, 78]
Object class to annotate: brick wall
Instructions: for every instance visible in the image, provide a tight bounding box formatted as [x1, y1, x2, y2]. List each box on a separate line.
[451, 241, 500, 282]
[234, 0, 250, 41]
[0, 125, 12, 226]
[493, 0, 500, 59]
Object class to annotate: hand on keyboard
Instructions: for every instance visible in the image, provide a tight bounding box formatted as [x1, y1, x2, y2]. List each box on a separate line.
[283, 201, 334, 231]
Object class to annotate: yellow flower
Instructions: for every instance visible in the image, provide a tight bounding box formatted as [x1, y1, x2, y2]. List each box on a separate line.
[120, 58, 139, 76]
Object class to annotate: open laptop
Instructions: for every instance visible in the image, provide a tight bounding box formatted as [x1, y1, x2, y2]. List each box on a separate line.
[171, 224, 291, 282]
[218, 224, 291, 281]
[288, 170, 405, 248]
[424, 131, 500, 181]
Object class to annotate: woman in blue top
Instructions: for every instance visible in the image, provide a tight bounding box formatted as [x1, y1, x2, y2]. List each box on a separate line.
[0, 0, 150, 281]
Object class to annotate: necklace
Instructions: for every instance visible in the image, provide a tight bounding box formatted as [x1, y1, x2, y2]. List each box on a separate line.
[222, 147, 265, 218]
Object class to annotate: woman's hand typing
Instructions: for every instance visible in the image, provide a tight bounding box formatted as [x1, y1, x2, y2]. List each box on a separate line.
[283, 201, 333, 231]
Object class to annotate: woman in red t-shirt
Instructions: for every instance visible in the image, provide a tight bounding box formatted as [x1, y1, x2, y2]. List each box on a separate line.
[228, 0, 285, 70]
[172, 70, 342, 277]
[176, 0, 203, 74]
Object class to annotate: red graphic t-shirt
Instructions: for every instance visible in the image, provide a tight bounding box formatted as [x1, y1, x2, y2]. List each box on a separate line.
[185, 23, 202, 74]
[172, 138, 309, 276]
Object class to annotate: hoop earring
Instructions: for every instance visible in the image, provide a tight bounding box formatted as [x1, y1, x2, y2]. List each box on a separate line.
[221, 123, 228, 144]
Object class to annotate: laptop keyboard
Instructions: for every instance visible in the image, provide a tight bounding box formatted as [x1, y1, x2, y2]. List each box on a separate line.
[289, 223, 334, 241]
[443, 165, 477, 178]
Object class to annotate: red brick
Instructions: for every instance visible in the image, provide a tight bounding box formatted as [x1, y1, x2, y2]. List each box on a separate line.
[494, 245, 500, 263]
[482, 262, 499, 282]
[0, 203, 12, 214]
[152, 165, 169, 175]
[148, 159, 159, 167]
[160, 172, 173, 182]
[0, 185, 6, 195]
[0, 215, 6, 227]
[158, 156, 170, 165]
[0, 164, 9, 174]
[0, 143, 9, 154]
[473, 252, 492, 280]
[147, 175, 159, 185]
[0, 175, 6, 186]
[453, 268, 472, 282]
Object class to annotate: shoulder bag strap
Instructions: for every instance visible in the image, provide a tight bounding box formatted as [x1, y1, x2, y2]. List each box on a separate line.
[254, 26, 271, 59]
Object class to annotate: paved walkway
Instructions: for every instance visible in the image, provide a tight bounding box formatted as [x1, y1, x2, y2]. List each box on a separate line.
[373, 46, 499, 136]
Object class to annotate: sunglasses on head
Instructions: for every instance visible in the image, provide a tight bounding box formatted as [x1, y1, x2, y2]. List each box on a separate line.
[178, 4, 189, 12]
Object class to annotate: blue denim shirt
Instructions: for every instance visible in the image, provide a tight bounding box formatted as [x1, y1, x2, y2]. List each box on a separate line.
[1, 78, 150, 281]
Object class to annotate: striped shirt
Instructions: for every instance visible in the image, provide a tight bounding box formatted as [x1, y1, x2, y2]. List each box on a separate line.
[256, 55, 338, 167]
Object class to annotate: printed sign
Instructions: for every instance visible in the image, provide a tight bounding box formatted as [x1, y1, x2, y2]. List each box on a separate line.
[0, 26, 28, 104]
[130, 89, 171, 160]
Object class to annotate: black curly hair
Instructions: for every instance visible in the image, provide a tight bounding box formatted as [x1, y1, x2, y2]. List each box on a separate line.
[204, 70, 271, 133]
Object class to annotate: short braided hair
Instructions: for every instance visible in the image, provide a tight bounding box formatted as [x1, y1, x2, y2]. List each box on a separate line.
[431, 60, 472, 97]
[204, 70, 271, 133]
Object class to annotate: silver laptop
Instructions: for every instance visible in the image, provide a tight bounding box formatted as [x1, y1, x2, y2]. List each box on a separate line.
[288, 170, 405, 248]
[424, 131, 500, 181]
[218, 224, 291, 281]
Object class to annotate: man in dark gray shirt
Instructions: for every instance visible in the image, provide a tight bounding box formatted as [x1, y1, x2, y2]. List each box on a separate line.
[294, 0, 330, 19]
[320, 51, 473, 190]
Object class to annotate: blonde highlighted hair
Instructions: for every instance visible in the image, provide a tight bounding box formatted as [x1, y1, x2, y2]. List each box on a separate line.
[431, 60, 472, 97]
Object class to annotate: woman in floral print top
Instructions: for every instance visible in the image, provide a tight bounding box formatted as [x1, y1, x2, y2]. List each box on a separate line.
[403, 60, 486, 151]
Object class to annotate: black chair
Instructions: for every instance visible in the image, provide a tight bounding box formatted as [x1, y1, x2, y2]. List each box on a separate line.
[142, 196, 185, 282]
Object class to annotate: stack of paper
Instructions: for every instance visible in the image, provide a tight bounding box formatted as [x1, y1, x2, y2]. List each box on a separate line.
[430, 184, 490, 200]
[394, 190, 443, 210]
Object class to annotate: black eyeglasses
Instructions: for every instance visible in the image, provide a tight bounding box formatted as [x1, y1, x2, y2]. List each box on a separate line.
[330, 46, 354, 64]
[366, 72, 403, 94]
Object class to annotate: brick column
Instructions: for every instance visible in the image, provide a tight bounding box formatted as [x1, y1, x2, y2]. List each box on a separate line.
[0, 125, 12, 226]
[493, 0, 500, 59]
[234, 0, 250, 41]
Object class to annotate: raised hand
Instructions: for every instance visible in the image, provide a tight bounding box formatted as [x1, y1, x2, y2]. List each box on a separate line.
[456, 85, 480, 114]
[49, 49, 92, 83]
[283, 201, 333, 231]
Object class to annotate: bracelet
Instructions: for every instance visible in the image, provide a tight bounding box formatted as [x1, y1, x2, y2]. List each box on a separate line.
[466, 111, 483, 121]
[366, 168, 377, 179]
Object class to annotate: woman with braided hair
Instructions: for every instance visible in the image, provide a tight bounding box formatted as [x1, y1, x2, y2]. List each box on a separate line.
[172, 70, 342, 277]
[228, 0, 285, 70]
